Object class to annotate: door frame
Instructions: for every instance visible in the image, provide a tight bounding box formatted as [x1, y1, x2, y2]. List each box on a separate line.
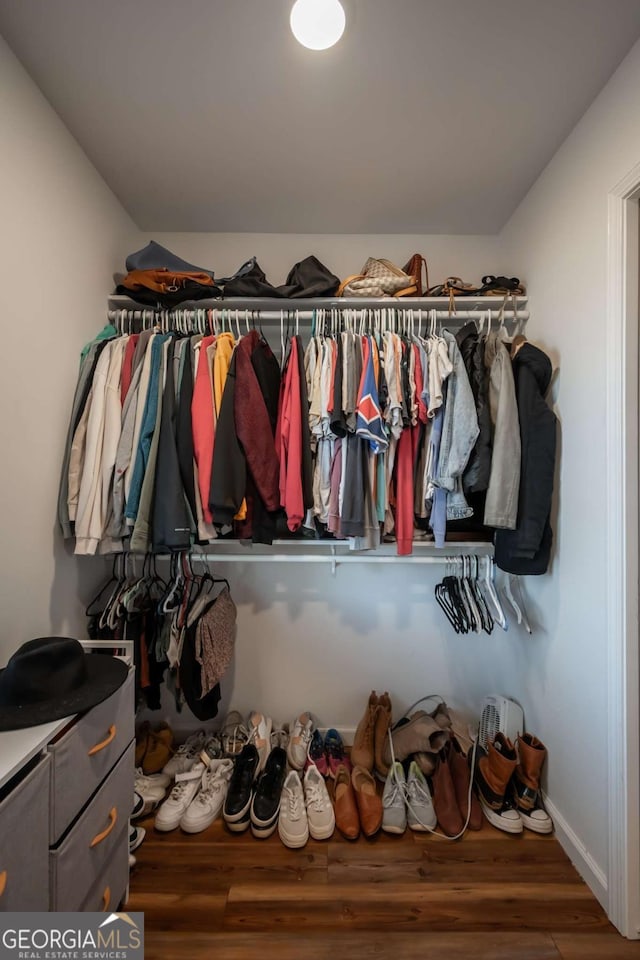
[606, 162, 640, 938]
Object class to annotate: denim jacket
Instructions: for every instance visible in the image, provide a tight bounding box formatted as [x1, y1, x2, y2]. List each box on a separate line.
[435, 331, 480, 521]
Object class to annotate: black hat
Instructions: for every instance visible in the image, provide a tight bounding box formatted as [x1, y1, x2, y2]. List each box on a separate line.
[0, 637, 128, 731]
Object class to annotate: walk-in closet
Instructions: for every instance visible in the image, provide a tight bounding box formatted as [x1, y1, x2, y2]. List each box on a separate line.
[1, 2, 640, 958]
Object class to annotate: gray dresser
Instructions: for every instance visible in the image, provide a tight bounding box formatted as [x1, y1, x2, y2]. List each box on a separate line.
[0, 668, 134, 912]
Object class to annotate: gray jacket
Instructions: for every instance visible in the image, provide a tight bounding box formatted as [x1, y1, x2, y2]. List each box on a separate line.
[129, 340, 169, 553]
[484, 333, 521, 529]
[58, 342, 104, 538]
[436, 331, 480, 521]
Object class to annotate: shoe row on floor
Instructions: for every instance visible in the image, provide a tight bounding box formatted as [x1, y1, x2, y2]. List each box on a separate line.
[131, 696, 553, 852]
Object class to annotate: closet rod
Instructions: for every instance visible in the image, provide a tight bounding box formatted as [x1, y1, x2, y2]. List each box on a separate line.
[190, 554, 482, 564]
[150, 552, 493, 565]
[109, 295, 527, 311]
[107, 309, 529, 323]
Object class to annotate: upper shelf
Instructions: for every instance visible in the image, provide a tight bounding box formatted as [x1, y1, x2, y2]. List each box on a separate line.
[108, 294, 527, 312]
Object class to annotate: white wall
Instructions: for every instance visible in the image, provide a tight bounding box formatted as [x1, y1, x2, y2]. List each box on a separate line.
[0, 35, 139, 665]
[494, 34, 640, 906]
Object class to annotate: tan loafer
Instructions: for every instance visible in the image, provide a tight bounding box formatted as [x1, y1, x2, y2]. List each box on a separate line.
[351, 765, 382, 837]
[334, 764, 359, 840]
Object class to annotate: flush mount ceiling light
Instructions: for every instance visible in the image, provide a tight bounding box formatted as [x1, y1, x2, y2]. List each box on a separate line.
[290, 0, 346, 50]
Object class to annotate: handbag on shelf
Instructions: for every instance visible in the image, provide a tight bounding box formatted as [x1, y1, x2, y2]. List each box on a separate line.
[403, 254, 430, 297]
[479, 275, 526, 296]
[117, 268, 220, 306]
[442, 276, 483, 296]
[338, 257, 417, 298]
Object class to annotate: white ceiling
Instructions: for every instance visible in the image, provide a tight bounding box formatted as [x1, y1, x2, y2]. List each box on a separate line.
[1, 0, 639, 234]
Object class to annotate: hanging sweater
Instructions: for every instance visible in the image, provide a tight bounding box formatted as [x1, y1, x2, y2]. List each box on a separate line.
[191, 335, 216, 524]
[277, 338, 304, 532]
[209, 331, 279, 526]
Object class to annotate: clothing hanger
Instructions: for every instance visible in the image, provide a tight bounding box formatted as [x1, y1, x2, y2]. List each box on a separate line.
[435, 579, 463, 633]
[280, 310, 286, 363]
[467, 556, 493, 634]
[86, 554, 120, 617]
[461, 557, 481, 633]
[97, 553, 127, 630]
[435, 560, 464, 633]
[480, 557, 508, 630]
[159, 553, 184, 615]
[455, 558, 474, 633]
[502, 574, 533, 634]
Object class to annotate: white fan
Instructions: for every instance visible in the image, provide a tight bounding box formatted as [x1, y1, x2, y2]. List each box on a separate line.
[478, 695, 524, 749]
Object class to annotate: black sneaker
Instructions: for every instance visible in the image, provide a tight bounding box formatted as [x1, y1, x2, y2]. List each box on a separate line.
[250, 747, 288, 838]
[131, 791, 145, 820]
[223, 744, 259, 833]
[129, 825, 146, 852]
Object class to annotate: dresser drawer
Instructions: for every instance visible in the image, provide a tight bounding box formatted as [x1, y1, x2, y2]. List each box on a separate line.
[49, 668, 134, 842]
[80, 831, 129, 913]
[0, 755, 50, 911]
[50, 741, 133, 912]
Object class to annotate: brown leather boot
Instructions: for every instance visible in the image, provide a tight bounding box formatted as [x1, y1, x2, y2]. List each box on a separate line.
[429, 701, 453, 731]
[414, 751, 438, 776]
[474, 733, 522, 834]
[431, 742, 464, 837]
[351, 691, 378, 772]
[142, 723, 174, 774]
[374, 691, 392, 779]
[449, 735, 482, 831]
[382, 713, 449, 768]
[514, 734, 553, 834]
[135, 721, 151, 767]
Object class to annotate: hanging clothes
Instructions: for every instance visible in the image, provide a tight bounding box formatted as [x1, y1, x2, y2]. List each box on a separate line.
[59, 304, 554, 560]
[494, 342, 557, 574]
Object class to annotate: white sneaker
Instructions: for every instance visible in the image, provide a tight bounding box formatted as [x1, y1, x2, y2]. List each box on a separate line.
[480, 796, 524, 834]
[270, 723, 290, 751]
[287, 712, 313, 770]
[406, 761, 437, 832]
[278, 771, 309, 849]
[134, 768, 170, 814]
[303, 764, 335, 840]
[162, 731, 207, 778]
[382, 762, 407, 834]
[155, 762, 206, 831]
[247, 712, 273, 773]
[180, 759, 234, 834]
[519, 805, 553, 834]
[221, 710, 250, 758]
[135, 766, 172, 792]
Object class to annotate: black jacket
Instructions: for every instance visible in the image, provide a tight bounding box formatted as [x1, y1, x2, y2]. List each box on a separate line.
[152, 339, 192, 553]
[456, 323, 491, 493]
[495, 343, 557, 575]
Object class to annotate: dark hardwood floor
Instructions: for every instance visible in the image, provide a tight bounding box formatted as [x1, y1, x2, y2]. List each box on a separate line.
[127, 810, 640, 959]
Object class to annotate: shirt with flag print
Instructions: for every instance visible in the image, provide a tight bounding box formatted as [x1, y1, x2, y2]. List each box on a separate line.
[356, 336, 388, 454]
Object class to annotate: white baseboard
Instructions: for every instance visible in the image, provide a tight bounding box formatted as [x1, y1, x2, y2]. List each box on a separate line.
[337, 726, 357, 745]
[542, 791, 608, 911]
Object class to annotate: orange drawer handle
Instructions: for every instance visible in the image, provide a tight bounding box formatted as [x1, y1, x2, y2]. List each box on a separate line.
[102, 887, 111, 911]
[0, 871, 6, 898]
[90, 808, 118, 848]
[88, 725, 116, 757]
